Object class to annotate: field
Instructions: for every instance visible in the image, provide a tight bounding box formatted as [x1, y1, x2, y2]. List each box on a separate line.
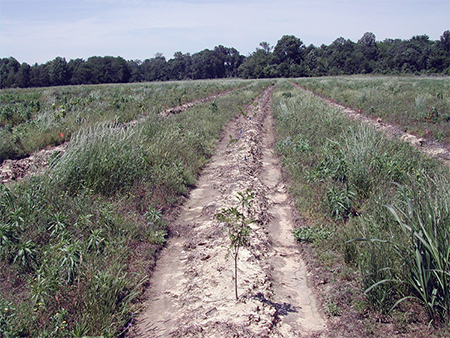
[293, 76, 450, 146]
[0, 76, 449, 337]
[0, 80, 251, 163]
[0, 79, 270, 336]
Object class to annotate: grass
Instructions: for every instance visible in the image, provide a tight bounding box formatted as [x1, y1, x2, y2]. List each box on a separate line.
[0, 79, 252, 163]
[293, 76, 450, 146]
[0, 79, 272, 337]
[272, 78, 450, 333]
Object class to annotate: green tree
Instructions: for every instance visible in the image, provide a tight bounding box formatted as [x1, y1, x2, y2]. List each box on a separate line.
[49, 56, 70, 86]
[167, 51, 191, 80]
[0, 57, 20, 88]
[16, 62, 31, 88]
[140, 53, 168, 81]
[238, 42, 274, 78]
[273, 35, 305, 66]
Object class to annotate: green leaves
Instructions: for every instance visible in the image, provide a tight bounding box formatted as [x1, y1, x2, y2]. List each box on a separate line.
[353, 178, 450, 323]
[216, 189, 254, 299]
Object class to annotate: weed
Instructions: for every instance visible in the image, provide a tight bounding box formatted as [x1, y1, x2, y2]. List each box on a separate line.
[228, 134, 239, 146]
[293, 225, 331, 243]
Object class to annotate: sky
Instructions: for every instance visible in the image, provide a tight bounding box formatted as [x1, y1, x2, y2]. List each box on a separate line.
[1, 0, 449, 65]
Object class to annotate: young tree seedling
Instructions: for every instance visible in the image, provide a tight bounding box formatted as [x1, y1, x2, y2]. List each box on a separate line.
[216, 188, 254, 300]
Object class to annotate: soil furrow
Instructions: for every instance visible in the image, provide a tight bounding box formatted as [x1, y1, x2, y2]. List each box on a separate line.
[133, 85, 325, 337]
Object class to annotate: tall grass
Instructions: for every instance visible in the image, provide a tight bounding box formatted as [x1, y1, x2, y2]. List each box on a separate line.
[0, 79, 252, 163]
[371, 176, 450, 321]
[51, 120, 148, 196]
[272, 79, 450, 327]
[293, 76, 450, 145]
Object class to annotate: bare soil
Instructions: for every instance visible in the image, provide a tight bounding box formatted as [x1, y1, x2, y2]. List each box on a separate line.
[0, 144, 66, 184]
[132, 86, 326, 337]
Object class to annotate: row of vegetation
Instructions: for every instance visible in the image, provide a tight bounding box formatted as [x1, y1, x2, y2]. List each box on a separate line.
[1, 30, 449, 89]
[272, 79, 450, 334]
[0, 79, 272, 337]
[293, 76, 450, 146]
[0, 79, 248, 163]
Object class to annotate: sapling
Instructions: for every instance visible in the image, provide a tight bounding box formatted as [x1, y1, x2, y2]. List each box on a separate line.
[216, 188, 254, 300]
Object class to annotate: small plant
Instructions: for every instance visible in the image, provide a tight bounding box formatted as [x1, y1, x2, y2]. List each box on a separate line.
[210, 101, 218, 113]
[145, 207, 168, 245]
[216, 188, 254, 300]
[325, 184, 357, 221]
[0, 299, 16, 336]
[293, 225, 331, 243]
[227, 134, 239, 146]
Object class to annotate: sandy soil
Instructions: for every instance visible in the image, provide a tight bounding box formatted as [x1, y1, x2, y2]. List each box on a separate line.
[132, 85, 326, 337]
[0, 144, 66, 184]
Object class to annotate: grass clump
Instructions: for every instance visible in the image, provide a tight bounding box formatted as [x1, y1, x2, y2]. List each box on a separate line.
[51, 120, 148, 196]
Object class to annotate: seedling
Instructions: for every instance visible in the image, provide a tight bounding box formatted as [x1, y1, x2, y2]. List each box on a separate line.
[216, 188, 254, 300]
[227, 134, 239, 146]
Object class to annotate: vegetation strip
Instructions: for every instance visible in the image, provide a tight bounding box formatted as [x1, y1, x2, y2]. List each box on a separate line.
[290, 80, 450, 169]
[272, 80, 450, 336]
[0, 81, 252, 183]
[0, 80, 250, 164]
[159, 86, 246, 118]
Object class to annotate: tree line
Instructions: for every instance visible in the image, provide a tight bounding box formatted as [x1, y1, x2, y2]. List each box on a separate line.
[1, 31, 449, 89]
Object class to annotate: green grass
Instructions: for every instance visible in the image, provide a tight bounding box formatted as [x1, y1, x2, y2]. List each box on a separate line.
[293, 76, 450, 146]
[272, 79, 450, 329]
[0, 79, 252, 163]
[0, 79, 272, 337]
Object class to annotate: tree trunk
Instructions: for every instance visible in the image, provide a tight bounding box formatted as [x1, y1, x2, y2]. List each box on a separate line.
[234, 254, 238, 300]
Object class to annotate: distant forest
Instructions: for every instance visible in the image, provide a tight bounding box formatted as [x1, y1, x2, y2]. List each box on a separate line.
[1, 31, 449, 89]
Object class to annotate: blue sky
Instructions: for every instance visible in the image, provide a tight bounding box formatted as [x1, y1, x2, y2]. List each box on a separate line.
[1, 0, 449, 64]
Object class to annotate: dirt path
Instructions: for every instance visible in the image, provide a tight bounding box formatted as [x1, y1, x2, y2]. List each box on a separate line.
[133, 85, 325, 337]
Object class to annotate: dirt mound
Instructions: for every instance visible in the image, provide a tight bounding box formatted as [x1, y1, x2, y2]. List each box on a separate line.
[0, 144, 65, 184]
